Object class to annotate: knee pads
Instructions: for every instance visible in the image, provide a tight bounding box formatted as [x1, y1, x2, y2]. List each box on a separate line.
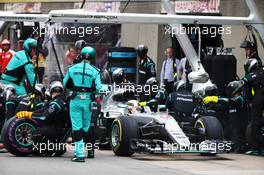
[83, 129, 96, 143]
[72, 130, 83, 142]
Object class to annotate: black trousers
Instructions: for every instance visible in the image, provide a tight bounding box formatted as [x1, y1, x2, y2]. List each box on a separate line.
[37, 67, 45, 83]
[32, 126, 66, 155]
[37, 126, 64, 141]
[164, 80, 174, 95]
[229, 112, 248, 149]
[251, 88, 264, 149]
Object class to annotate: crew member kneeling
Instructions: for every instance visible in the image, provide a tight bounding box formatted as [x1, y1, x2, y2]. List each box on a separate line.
[63, 46, 101, 163]
[203, 81, 248, 152]
[16, 81, 68, 155]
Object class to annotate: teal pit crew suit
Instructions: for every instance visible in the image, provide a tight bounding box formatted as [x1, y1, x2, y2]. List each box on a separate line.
[63, 46, 101, 162]
[1, 38, 37, 95]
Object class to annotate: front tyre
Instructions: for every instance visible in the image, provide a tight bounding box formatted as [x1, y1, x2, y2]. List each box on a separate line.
[195, 116, 223, 140]
[111, 116, 139, 157]
[195, 116, 224, 156]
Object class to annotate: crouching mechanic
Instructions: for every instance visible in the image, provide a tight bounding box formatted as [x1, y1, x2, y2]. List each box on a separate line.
[1, 38, 37, 95]
[63, 46, 101, 162]
[16, 81, 67, 154]
[203, 80, 248, 152]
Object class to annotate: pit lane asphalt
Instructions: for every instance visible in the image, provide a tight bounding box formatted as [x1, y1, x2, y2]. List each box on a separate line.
[0, 150, 264, 175]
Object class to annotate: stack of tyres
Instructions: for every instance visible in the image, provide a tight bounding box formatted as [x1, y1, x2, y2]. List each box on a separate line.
[203, 55, 237, 96]
[203, 55, 213, 77]
[108, 47, 137, 83]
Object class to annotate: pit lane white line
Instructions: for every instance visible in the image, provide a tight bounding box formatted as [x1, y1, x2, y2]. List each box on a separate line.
[0, 150, 264, 175]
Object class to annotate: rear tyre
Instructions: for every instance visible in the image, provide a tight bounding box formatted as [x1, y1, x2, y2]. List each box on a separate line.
[1, 117, 38, 156]
[111, 116, 139, 157]
[54, 147, 67, 157]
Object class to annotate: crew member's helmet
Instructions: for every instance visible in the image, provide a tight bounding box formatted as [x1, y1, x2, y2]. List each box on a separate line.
[4, 84, 15, 94]
[75, 40, 87, 50]
[136, 44, 148, 58]
[4, 84, 16, 99]
[244, 58, 261, 73]
[145, 77, 159, 99]
[146, 77, 158, 86]
[49, 81, 64, 95]
[112, 68, 125, 84]
[205, 84, 218, 96]
[173, 80, 186, 92]
[34, 84, 46, 98]
[240, 40, 256, 49]
[226, 80, 243, 97]
[23, 38, 37, 53]
[80, 46, 96, 61]
[155, 90, 167, 104]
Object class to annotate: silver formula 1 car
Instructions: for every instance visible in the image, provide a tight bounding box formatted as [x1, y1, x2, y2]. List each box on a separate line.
[96, 86, 227, 157]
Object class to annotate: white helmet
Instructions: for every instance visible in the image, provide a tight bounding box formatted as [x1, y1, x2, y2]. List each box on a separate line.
[174, 80, 186, 91]
[127, 100, 140, 113]
[49, 81, 64, 95]
[4, 84, 15, 93]
[4, 84, 15, 100]
[112, 68, 125, 84]
[34, 84, 45, 98]
[146, 77, 158, 86]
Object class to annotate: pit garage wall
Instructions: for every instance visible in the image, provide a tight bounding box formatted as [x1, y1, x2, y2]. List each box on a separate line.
[0, 0, 263, 78]
[221, 0, 264, 77]
[119, 1, 161, 80]
[121, 0, 264, 79]
[120, 1, 168, 81]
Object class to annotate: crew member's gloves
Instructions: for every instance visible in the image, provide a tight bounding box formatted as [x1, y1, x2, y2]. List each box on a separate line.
[203, 96, 218, 104]
[139, 101, 147, 106]
[16, 111, 33, 119]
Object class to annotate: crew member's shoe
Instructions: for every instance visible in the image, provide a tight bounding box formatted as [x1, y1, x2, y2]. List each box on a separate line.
[87, 149, 94, 158]
[71, 156, 85, 162]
